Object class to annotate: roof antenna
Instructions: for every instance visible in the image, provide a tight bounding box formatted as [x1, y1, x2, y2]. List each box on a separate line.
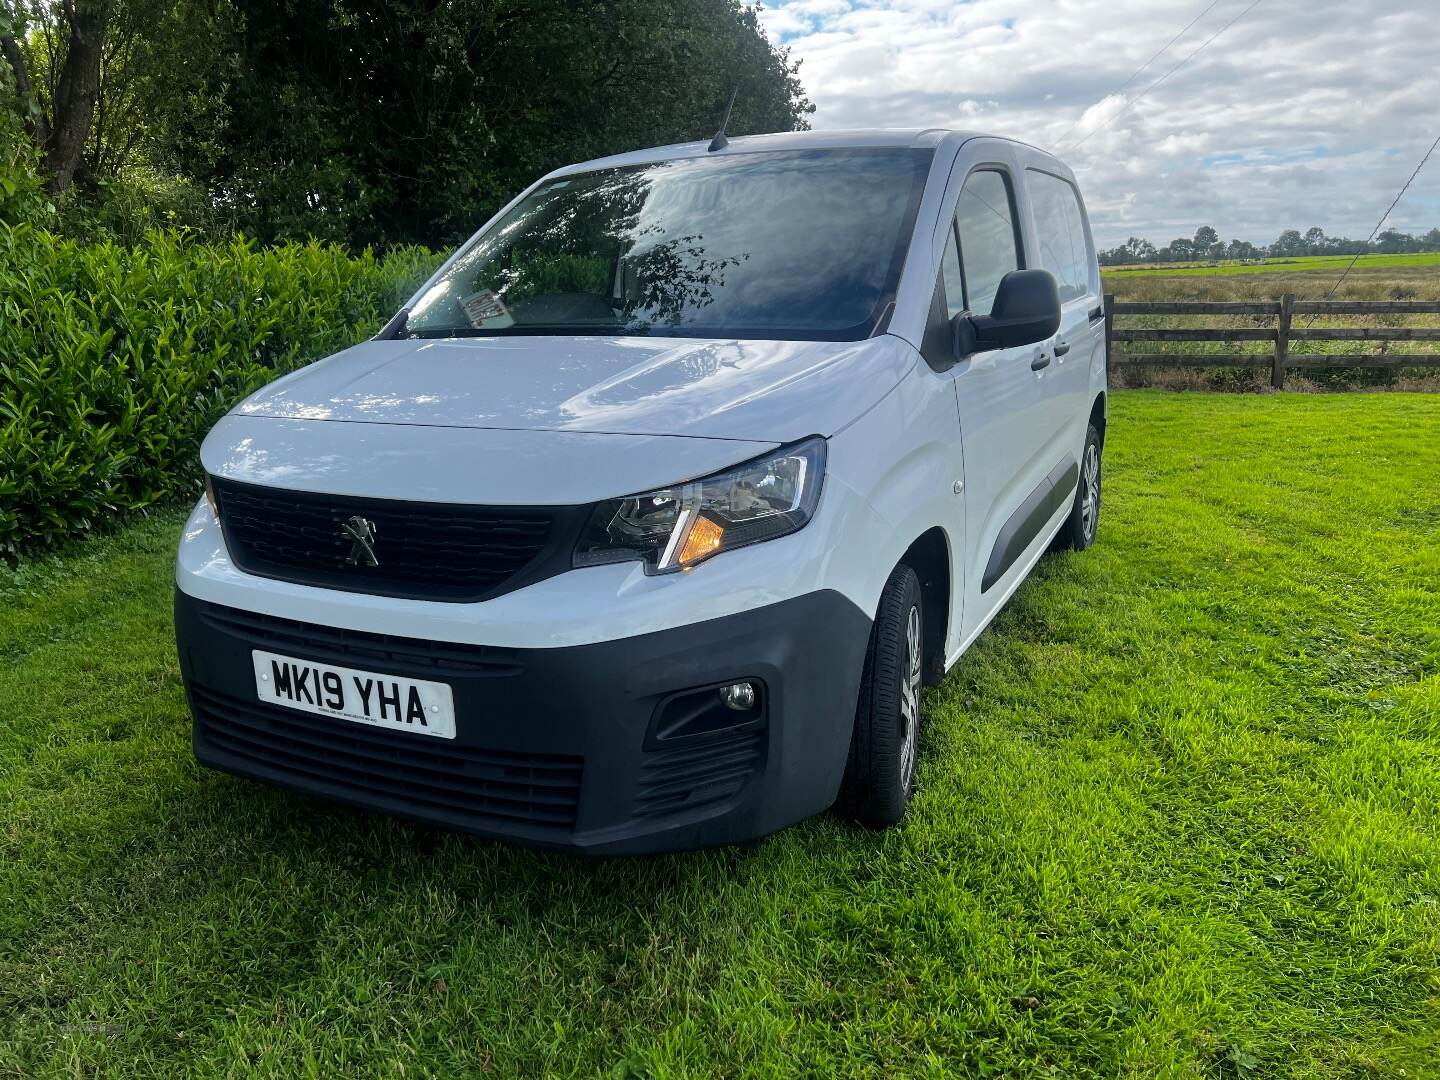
[708, 87, 737, 152]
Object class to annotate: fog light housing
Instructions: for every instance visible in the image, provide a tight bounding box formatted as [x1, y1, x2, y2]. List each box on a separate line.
[718, 681, 756, 712]
[647, 680, 766, 749]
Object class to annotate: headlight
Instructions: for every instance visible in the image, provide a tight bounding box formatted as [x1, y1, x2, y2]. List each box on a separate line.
[574, 437, 826, 573]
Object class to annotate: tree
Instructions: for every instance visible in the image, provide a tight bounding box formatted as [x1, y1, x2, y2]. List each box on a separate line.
[1165, 237, 1194, 262]
[1093, 226, 1440, 266]
[1270, 229, 1304, 257]
[1098, 236, 1158, 265]
[174, 0, 814, 248]
[2, 0, 112, 194]
[1124, 236, 1157, 262]
[4, 0, 233, 197]
[2, 0, 808, 244]
[1193, 224, 1218, 252]
[0, 7, 45, 147]
[1375, 229, 1414, 254]
[0, 43, 52, 223]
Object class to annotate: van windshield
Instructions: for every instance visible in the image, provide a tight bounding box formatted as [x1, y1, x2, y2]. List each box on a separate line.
[401, 148, 932, 342]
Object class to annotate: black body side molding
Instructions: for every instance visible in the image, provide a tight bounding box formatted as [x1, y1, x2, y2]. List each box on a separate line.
[981, 454, 1079, 592]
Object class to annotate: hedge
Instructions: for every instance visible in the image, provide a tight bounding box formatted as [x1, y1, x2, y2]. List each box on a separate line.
[0, 225, 440, 554]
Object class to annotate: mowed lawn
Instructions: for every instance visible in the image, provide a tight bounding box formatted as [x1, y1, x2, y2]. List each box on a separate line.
[2, 392, 1438, 1078]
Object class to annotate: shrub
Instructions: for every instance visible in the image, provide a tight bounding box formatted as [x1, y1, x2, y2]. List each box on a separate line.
[52, 168, 237, 246]
[0, 225, 439, 554]
[0, 115, 53, 230]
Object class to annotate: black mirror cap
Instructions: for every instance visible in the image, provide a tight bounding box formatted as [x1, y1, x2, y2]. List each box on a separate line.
[955, 269, 1062, 355]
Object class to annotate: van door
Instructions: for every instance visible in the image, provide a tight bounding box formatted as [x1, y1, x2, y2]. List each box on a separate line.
[1018, 161, 1104, 459]
[941, 154, 1061, 644]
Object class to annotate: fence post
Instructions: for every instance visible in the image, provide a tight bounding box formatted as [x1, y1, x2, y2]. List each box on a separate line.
[1104, 293, 1115, 378]
[1273, 294, 1292, 390]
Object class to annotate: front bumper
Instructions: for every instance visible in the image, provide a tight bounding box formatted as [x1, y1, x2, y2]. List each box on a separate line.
[175, 586, 871, 854]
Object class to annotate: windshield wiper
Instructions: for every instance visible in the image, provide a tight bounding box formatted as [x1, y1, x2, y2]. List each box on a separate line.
[404, 323, 647, 338]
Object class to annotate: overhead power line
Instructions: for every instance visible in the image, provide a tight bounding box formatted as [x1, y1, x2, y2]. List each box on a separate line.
[1308, 133, 1440, 319]
[1059, 0, 1268, 153]
[1053, 0, 1226, 147]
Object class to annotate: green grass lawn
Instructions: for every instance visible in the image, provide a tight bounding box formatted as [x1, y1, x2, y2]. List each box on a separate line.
[1103, 251, 1440, 279]
[3, 392, 1438, 1078]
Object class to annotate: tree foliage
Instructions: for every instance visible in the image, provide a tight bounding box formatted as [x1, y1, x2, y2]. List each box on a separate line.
[1, 0, 812, 247]
[2, 0, 228, 210]
[1099, 223, 1440, 265]
[178, 0, 812, 248]
[0, 21, 53, 224]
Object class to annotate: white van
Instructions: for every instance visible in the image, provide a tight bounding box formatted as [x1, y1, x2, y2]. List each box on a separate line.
[175, 129, 1107, 854]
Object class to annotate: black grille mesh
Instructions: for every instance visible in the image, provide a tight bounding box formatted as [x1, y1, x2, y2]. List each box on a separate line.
[195, 600, 522, 677]
[633, 731, 763, 819]
[212, 478, 562, 601]
[192, 685, 584, 830]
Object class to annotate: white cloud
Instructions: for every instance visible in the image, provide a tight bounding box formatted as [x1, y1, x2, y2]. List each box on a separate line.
[752, 0, 1440, 247]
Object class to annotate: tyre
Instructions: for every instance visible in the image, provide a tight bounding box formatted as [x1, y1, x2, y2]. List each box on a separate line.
[1056, 422, 1102, 551]
[838, 563, 923, 827]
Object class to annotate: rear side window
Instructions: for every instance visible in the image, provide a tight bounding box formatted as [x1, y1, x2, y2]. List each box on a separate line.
[952, 169, 1022, 316]
[1027, 169, 1093, 303]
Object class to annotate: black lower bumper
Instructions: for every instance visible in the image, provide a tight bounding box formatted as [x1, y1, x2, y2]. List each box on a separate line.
[175, 587, 872, 854]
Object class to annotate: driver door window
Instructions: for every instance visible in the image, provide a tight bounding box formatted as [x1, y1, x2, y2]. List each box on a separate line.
[951, 169, 1023, 316]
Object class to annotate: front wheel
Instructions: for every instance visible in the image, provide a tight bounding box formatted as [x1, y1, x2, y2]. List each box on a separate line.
[837, 563, 923, 827]
[1057, 422, 1102, 551]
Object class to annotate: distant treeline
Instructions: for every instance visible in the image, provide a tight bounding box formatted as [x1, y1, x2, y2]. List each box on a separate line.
[1098, 225, 1440, 266]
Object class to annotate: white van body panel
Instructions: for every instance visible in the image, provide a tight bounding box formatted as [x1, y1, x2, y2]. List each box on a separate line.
[178, 437, 899, 649]
[1010, 143, 1106, 473]
[228, 334, 917, 444]
[200, 414, 778, 506]
[186, 128, 1101, 658]
[184, 343, 966, 653]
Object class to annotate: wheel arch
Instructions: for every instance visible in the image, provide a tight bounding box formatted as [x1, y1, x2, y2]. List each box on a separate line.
[897, 526, 951, 686]
[1089, 390, 1107, 449]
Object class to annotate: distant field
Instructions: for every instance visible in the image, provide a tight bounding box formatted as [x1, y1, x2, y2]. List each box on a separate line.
[1100, 250, 1440, 391]
[1102, 254, 1440, 305]
[1103, 251, 1440, 278]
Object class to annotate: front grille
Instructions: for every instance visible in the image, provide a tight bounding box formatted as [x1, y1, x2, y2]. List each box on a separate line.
[194, 600, 522, 677]
[634, 731, 763, 819]
[212, 478, 577, 602]
[192, 685, 584, 830]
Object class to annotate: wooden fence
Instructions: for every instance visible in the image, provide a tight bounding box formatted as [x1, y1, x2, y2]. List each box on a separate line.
[1103, 295, 1440, 388]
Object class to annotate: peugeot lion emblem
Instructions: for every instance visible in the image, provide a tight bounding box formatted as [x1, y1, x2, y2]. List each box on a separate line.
[340, 515, 379, 567]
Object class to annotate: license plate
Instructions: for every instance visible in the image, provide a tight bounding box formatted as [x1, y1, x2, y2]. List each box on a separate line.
[251, 649, 456, 739]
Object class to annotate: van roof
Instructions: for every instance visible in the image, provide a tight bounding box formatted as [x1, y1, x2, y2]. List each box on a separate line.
[547, 127, 1037, 178]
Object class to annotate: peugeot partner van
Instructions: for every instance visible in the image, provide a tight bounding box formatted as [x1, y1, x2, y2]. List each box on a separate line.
[175, 129, 1107, 854]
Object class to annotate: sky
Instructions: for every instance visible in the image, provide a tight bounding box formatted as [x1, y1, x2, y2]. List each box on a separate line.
[749, 0, 1440, 249]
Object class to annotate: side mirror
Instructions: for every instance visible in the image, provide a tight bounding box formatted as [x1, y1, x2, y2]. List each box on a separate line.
[952, 269, 1061, 356]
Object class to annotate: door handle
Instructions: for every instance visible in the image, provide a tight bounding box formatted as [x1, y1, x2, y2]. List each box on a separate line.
[1054, 341, 1071, 357]
[1030, 352, 1051, 371]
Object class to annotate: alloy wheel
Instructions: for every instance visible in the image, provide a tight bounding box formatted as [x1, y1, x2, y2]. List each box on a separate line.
[898, 603, 922, 791]
[1081, 442, 1100, 541]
